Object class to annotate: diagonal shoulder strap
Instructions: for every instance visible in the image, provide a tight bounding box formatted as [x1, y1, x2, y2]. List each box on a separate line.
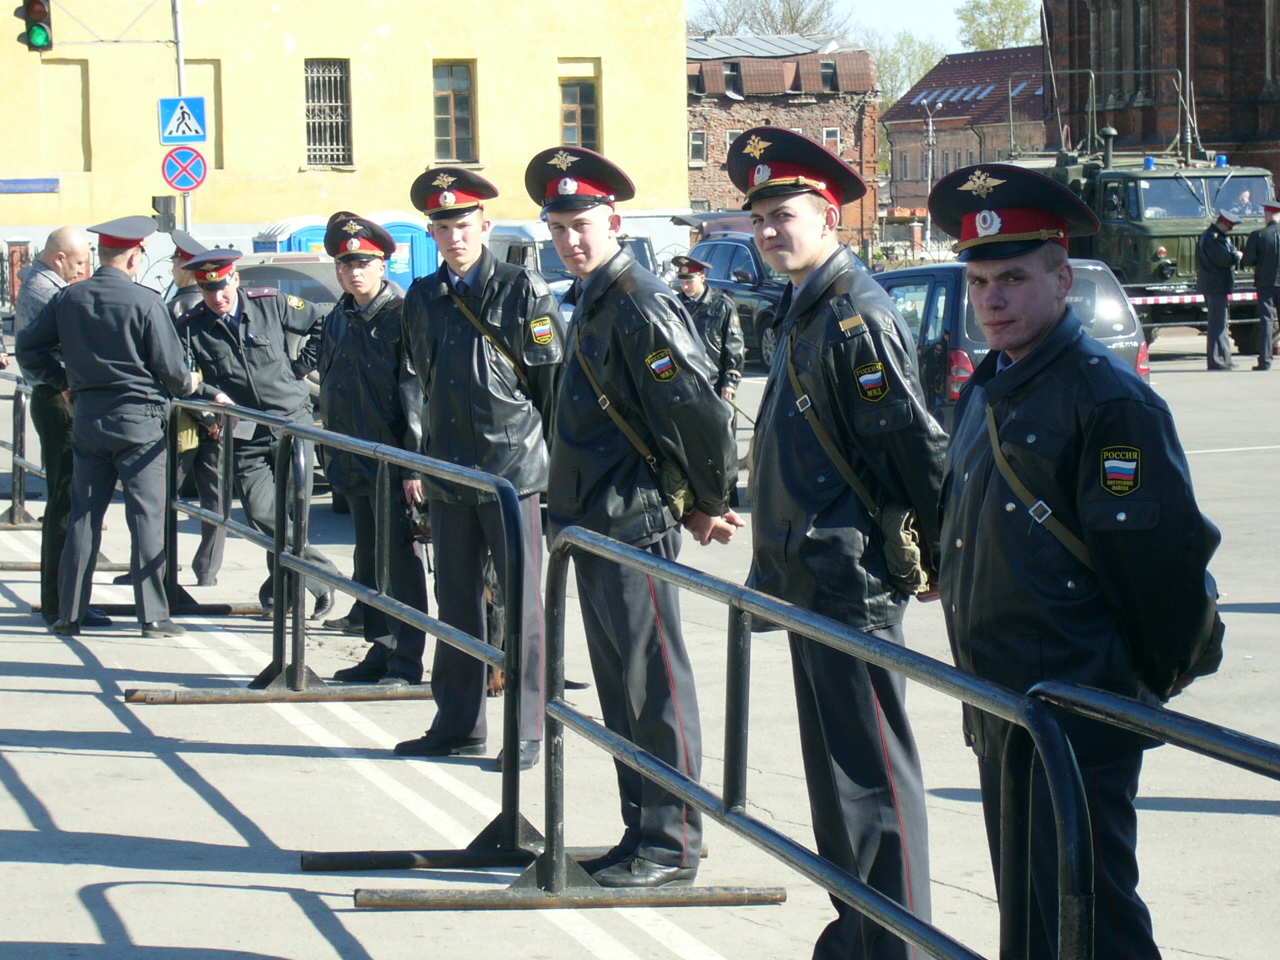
[573, 335, 658, 468]
[784, 332, 880, 519]
[450, 292, 533, 395]
[984, 403, 1094, 570]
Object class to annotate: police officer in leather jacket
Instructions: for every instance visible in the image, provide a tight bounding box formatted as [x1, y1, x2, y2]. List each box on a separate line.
[181, 249, 343, 617]
[316, 214, 427, 686]
[931, 163, 1224, 960]
[730, 129, 947, 960]
[529, 145, 741, 889]
[1241, 198, 1280, 370]
[672, 255, 744, 398]
[393, 169, 564, 773]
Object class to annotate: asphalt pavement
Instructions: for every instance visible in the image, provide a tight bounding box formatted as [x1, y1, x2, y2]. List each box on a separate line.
[0, 328, 1275, 959]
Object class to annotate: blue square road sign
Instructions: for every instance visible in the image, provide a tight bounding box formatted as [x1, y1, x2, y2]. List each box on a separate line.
[159, 97, 207, 145]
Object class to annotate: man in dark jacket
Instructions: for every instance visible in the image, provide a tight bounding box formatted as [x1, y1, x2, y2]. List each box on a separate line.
[18, 216, 199, 638]
[671, 255, 744, 399]
[1196, 209, 1243, 370]
[730, 128, 947, 960]
[316, 214, 427, 685]
[530, 146, 741, 888]
[1241, 198, 1280, 370]
[930, 164, 1224, 960]
[393, 169, 564, 772]
[181, 249, 342, 618]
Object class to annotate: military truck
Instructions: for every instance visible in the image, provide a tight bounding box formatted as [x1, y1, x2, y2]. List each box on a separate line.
[1017, 129, 1275, 352]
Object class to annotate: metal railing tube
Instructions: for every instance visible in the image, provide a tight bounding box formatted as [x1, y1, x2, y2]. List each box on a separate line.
[722, 605, 752, 813]
[10, 382, 29, 523]
[541, 530, 572, 895]
[494, 473, 526, 851]
[288, 431, 310, 690]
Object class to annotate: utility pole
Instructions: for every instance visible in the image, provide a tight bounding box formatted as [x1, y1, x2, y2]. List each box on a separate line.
[171, 0, 191, 229]
[922, 100, 941, 253]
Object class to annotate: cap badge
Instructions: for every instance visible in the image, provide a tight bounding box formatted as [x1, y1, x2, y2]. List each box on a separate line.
[346, 238, 362, 251]
[342, 220, 362, 235]
[975, 210, 1002, 237]
[753, 164, 772, 186]
[432, 172, 457, 189]
[558, 177, 579, 195]
[960, 170, 1006, 199]
[742, 134, 771, 159]
[439, 190, 457, 206]
[548, 150, 579, 171]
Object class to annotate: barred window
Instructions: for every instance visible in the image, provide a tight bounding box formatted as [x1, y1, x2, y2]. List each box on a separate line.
[561, 81, 598, 151]
[305, 59, 352, 166]
[435, 62, 476, 162]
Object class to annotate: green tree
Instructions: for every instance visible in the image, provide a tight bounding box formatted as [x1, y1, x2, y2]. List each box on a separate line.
[853, 27, 946, 111]
[688, 0, 851, 37]
[955, 0, 1040, 50]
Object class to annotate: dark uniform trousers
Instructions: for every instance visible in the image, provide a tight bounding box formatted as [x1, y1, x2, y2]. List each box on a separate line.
[1256, 285, 1277, 369]
[60, 408, 171, 624]
[1204, 295, 1234, 369]
[572, 527, 702, 869]
[29, 383, 73, 618]
[344, 488, 427, 682]
[791, 621, 932, 960]
[233, 427, 344, 600]
[176, 431, 225, 583]
[428, 494, 544, 741]
[978, 751, 1158, 960]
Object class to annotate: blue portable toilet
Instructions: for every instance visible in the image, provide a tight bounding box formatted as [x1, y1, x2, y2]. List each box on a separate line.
[367, 210, 439, 289]
[253, 215, 329, 253]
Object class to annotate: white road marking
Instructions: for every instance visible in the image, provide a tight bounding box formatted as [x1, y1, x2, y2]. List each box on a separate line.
[1185, 444, 1280, 455]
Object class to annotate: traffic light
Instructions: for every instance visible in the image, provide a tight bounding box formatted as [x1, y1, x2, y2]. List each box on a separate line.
[152, 196, 177, 233]
[15, 0, 53, 51]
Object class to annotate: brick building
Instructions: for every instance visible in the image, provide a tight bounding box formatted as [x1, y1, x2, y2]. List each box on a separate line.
[1042, 0, 1280, 176]
[882, 45, 1048, 248]
[686, 34, 880, 251]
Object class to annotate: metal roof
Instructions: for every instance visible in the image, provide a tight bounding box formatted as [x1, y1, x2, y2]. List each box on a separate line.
[686, 33, 825, 60]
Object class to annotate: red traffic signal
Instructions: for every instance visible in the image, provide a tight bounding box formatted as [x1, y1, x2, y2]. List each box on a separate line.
[17, 0, 53, 51]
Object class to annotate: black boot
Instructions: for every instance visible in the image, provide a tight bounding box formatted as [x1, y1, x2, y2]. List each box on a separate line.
[332, 642, 390, 683]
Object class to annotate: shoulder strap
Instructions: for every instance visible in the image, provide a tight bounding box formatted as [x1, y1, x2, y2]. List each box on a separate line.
[449, 292, 533, 395]
[984, 403, 1094, 570]
[784, 332, 880, 519]
[573, 334, 659, 469]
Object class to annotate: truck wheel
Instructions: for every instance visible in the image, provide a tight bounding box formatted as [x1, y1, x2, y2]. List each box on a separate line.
[759, 324, 779, 368]
[1230, 322, 1260, 355]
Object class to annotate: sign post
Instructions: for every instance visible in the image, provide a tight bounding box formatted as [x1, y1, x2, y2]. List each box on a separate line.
[159, 94, 206, 228]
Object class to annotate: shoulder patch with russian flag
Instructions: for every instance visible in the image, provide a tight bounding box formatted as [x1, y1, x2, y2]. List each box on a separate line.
[1101, 446, 1141, 495]
[646, 349, 678, 382]
[854, 361, 889, 402]
[530, 315, 555, 345]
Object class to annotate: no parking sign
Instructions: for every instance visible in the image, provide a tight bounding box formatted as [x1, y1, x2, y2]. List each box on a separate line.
[161, 146, 207, 192]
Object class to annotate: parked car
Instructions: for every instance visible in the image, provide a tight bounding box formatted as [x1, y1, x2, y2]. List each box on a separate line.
[874, 258, 1149, 431]
[489, 221, 659, 284]
[690, 221, 869, 367]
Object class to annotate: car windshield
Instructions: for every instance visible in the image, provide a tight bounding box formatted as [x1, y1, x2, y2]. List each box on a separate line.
[1205, 175, 1273, 217]
[964, 263, 1138, 343]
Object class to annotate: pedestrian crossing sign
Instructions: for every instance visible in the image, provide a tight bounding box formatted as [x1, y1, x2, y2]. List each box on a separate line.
[158, 97, 207, 145]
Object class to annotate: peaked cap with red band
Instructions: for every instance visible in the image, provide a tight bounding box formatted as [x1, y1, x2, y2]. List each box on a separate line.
[727, 127, 866, 211]
[169, 229, 208, 262]
[410, 167, 498, 220]
[929, 164, 1099, 262]
[671, 255, 712, 278]
[524, 146, 635, 214]
[323, 214, 396, 261]
[89, 216, 157, 250]
[1261, 199, 1280, 213]
[185, 249, 243, 290]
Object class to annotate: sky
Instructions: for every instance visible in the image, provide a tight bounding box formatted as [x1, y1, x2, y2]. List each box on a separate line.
[841, 0, 966, 54]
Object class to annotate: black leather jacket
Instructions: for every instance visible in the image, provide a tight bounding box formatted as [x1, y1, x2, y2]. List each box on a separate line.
[1242, 220, 1280, 288]
[547, 245, 736, 544]
[748, 246, 948, 629]
[401, 248, 564, 504]
[678, 286, 744, 391]
[1196, 224, 1238, 295]
[941, 309, 1223, 762]
[183, 287, 327, 423]
[317, 283, 423, 492]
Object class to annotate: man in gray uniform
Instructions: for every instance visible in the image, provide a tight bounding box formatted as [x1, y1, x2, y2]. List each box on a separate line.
[393, 168, 564, 772]
[316, 213, 427, 686]
[18, 216, 198, 638]
[180, 249, 341, 618]
[11, 226, 110, 627]
[1241, 198, 1280, 370]
[529, 146, 741, 887]
[730, 128, 947, 959]
[1196, 209, 1242, 370]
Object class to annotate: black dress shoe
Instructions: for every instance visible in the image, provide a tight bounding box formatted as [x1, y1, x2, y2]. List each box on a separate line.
[310, 589, 336, 621]
[112, 571, 134, 585]
[142, 620, 186, 638]
[50, 619, 80, 636]
[394, 731, 486, 757]
[577, 840, 640, 876]
[332, 643, 390, 683]
[592, 857, 698, 888]
[197, 577, 218, 587]
[494, 740, 540, 772]
[82, 607, 113, 628]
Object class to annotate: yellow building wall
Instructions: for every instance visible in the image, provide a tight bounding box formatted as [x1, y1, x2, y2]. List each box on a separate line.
[0, 0, 688, 227]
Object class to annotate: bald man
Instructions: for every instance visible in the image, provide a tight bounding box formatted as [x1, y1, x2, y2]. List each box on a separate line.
[13, 227, 111, 628]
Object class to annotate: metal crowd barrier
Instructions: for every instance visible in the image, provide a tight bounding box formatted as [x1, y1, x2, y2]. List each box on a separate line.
[351, 526, 1098, 960]
[0, 370, 41, 529]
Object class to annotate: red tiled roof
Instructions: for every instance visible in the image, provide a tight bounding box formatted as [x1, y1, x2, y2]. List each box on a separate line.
[882, 45, 1044, 126]
[688, 51, 875, 96]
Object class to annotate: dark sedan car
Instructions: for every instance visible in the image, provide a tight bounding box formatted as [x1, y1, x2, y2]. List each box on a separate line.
[874, 258, 1149, 430]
